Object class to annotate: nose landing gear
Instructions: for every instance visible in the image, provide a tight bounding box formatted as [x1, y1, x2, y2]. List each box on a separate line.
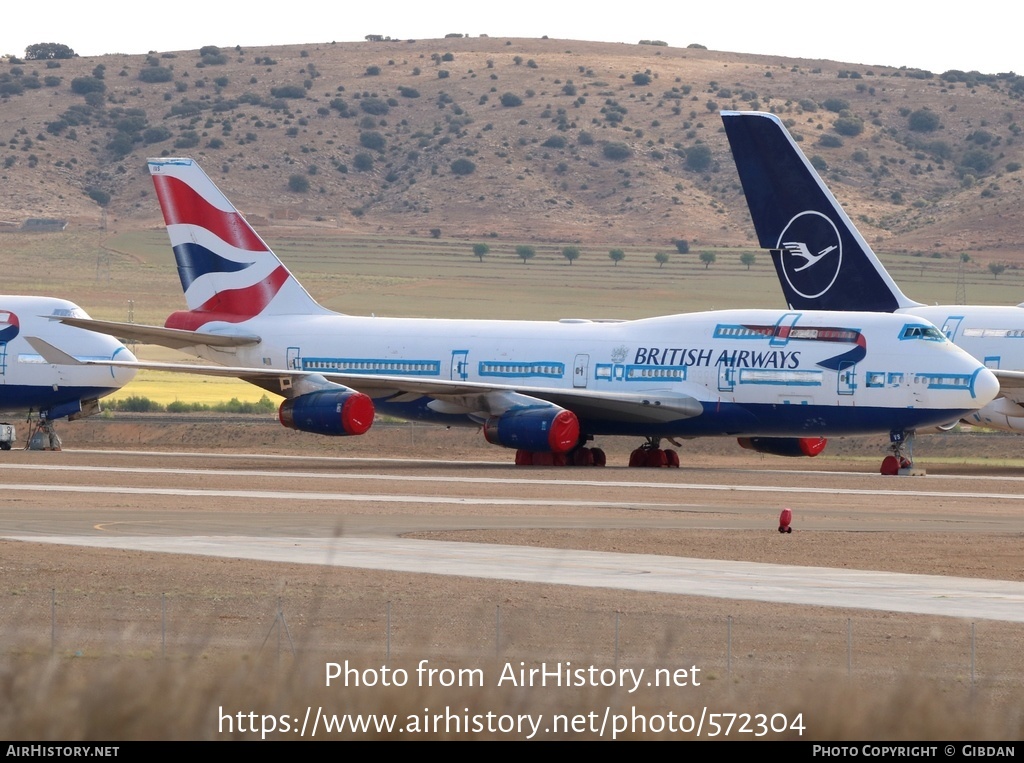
[880, 430, 924, 476]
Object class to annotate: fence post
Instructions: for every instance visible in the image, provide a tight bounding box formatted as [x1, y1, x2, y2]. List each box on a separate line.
[971, 622, 976, 694]
[847, 618, 852, 677]
[614, 611, 620, 668]
[727, 616, 732, 676]
[495, 605, 501, 658]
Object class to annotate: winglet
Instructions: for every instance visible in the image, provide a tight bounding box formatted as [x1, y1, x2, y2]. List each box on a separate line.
[721, 111, 920, 313]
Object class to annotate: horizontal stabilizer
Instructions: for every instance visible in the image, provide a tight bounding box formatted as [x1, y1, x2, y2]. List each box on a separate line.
[55, 316, 260, 350]
[25, 337, 82, 365]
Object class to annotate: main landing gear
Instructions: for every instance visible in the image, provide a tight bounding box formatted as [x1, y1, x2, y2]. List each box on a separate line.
[514, 445, 607, 467]
[628, 437, 680, 468]
[512, 436, 683, 468]
[879, 430, 923, 476]
[514, 433, 606, 466]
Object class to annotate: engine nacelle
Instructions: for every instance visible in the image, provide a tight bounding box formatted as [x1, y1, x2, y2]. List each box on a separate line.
[737, 436, 827, 458]
[963, 397, 1024, 434]
[483, 407, 579, 453]
[279, 389, 375, 436]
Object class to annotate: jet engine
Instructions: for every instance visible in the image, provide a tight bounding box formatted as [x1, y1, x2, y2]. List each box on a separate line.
[963, 397, 1024, 434]
[279, 389, 375, 436]
[737, 436, 827, 458]
[483, 407, 579, 453]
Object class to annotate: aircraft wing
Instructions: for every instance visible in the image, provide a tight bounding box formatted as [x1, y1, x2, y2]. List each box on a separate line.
[991, 369, 1024, 402]
[25, 338, 704, 424]
[992, 370, 1024, 388]
[54, 316, 260, 350]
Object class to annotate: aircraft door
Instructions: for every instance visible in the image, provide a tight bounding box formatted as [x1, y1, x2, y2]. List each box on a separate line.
[838, 361, 856, 396]
[941, 316, 963, 341]
[771, 312, 800, 346]
[0, 342, 6, 381]
[451, 350, 469, 380]
[718, 364, 735, 392]
[573, 354, 589, 388]
[286, 346, 301, 370]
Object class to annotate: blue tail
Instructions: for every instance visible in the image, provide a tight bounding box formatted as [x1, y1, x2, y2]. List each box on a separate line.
[721, 111, 920, 313]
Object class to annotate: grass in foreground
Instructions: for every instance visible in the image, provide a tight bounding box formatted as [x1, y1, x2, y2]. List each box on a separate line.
[2, 653, 1020, 740]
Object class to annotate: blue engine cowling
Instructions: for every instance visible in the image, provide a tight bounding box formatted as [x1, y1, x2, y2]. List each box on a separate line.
[483, 407, 580, 453]
[737, 436, 827, 457]
[278, 390, 375, 436]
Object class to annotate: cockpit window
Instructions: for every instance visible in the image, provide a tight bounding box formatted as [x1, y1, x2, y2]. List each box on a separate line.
[900, 324, 945, 342]
[50, 307, 89, 319]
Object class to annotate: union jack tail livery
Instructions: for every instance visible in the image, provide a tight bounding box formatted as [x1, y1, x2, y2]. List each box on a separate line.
[149, 158, 331, 330]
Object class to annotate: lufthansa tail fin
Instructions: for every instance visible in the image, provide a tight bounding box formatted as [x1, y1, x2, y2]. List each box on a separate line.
[721, 111, 920, 313]
[148, 158, 333, 331]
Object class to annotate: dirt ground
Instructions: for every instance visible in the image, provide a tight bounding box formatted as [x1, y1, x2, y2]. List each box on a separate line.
[2, 415, 1023, 739]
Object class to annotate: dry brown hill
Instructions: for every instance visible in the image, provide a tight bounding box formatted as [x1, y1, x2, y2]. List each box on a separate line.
[1, 37, 1022, 259]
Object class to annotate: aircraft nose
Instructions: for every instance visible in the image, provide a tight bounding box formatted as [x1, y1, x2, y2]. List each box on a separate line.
[111, 344, 138, 385]
[973, 365, 999, 407]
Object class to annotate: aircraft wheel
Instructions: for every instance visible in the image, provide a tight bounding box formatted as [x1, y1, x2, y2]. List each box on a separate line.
[533, 452, 554, 466]
[0, 442, 10, 451]
[551, 452, 567, 467]
[628, 448, 646, 467]
[664, 449, 680, 468]
[880, 455, 900, 475]
[514, 449, 533, 466]
[572, 447, 594, 467]
[646, 448, 667, 468]
[590, 448, 606, 467]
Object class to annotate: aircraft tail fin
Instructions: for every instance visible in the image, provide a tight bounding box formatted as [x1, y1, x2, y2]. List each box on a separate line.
[721, 111, 919, 313]
[148, 158, 332, 331]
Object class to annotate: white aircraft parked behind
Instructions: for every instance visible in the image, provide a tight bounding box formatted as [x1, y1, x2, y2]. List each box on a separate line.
[0, 296, 135, 448]
[32, 158, 999, 467]
[722, 110, 1024, 470]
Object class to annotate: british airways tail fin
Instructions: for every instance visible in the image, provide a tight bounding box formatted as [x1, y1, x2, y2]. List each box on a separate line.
[148, 158, 333, 331]
[721, 111, 920, 313]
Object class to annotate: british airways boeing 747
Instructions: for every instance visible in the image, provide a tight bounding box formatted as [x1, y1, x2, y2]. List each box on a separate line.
[33, 158, 998, 468]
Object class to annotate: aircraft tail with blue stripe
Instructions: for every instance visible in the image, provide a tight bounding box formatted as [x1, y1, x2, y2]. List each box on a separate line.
[148, 158, 333, 331]
[721, 111, 921, 314]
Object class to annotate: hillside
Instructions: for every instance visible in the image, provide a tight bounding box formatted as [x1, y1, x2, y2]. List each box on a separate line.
[1, 37, 1022, 259]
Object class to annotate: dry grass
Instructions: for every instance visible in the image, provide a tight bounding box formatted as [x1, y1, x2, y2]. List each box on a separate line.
[2, 653, 1020, 740]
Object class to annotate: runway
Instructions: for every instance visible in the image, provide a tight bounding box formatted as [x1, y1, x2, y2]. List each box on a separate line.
[3, 448, 1024, 622]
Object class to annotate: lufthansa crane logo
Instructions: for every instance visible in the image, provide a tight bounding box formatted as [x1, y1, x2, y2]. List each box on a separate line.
[776, 211, 843, 299]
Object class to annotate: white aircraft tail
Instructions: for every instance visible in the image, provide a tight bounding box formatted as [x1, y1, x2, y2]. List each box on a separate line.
[148, 158, 332, 331]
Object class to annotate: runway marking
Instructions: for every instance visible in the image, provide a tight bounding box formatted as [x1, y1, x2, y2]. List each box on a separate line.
[62, 448, 1024, 484]
[0, 482, 686, 509]
[3, 462, 1023, 501]
[9, 534, 1024, 623]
